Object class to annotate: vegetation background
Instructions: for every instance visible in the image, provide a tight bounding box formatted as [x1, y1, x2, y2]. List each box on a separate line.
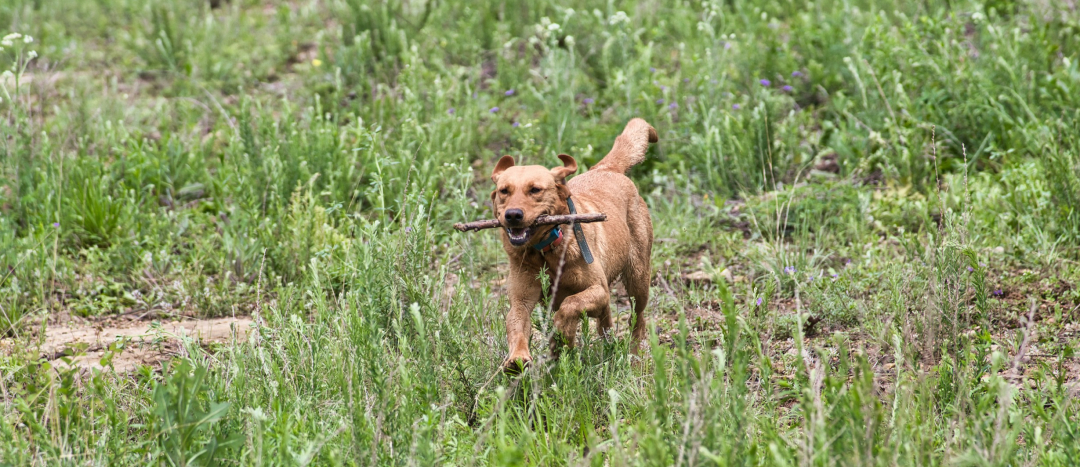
[2, 0, 1080, 464]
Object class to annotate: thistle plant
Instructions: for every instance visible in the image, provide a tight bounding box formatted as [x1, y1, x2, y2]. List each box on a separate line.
[0, 32, 36, 109]
[1, 32, 37, 162]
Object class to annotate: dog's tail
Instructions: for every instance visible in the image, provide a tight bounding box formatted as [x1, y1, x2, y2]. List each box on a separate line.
[590, 118, 658, 175]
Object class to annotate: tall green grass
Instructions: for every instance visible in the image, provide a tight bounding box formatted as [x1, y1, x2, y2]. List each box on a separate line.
[2, 0, 1080, 464]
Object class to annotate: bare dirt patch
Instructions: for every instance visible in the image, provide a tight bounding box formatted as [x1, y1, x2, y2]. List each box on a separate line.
[3, 316, 253, 373]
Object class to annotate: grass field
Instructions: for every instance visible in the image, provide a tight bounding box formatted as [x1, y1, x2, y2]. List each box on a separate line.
[3, 0, 1080, 464]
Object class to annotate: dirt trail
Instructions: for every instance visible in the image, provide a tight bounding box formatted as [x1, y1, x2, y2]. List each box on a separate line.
[3, 316, 253, 373]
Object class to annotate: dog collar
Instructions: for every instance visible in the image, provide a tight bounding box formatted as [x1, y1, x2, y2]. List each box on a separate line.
[532, 227, 563, 253]
[529, 196, 594, 263]
[566, 197, 594, 264]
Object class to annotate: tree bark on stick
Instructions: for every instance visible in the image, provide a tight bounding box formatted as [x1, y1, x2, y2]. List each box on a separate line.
[453, 213, 607, 232]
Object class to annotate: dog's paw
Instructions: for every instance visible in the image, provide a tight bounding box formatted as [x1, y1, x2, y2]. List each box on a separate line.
[502, 355, 532, 375]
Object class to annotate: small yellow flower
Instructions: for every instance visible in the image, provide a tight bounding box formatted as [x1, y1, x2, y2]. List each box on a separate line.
[312, 58, 322, 67]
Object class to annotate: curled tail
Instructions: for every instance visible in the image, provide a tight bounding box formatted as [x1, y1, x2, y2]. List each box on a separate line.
[591, 118, 658, 174]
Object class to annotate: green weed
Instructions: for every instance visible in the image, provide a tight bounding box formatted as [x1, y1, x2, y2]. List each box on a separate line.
[1, 0, 1080, 465]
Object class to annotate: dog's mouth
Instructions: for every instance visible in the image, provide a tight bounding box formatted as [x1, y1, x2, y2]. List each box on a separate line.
[505, 226, 534, 246]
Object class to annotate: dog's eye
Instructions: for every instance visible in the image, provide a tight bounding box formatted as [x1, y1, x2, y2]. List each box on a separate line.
[529, 187, 542, 194]
[499, 188, 509, 195]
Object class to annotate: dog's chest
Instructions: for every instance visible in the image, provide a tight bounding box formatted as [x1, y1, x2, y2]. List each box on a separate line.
[540, 259, 596, 290]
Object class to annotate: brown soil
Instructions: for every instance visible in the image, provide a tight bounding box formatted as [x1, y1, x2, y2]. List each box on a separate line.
[2, 316, 253, 373]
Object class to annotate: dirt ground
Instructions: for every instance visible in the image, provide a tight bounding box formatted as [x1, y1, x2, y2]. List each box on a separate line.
[2, 314, 253, 373]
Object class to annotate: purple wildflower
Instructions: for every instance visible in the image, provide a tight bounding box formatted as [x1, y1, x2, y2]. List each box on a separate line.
[756, 297, 762, 306]
[831, 273, 839, 279]
[668, 102, 678, 110]
[782, 85, 793, 92]
[711, 79, 719, 85]
[489, 107, 499, 113]
[404, 227, 413, 233]
[683, 78, 690, 83]
[792, 71, 803, 77]
[808, 276, 815, 281]
[649, 67, 657, 73]
[732, 103, 740, 110]
[660, 85, 667, 91]
[52, 222, 60, 228]
[656, 98, 665, 104]
[993, 289, 1003, 296]
[967, 266, 974, 272]
[784, 266, 796, 274]
[505, 89, 515, 96]
[447, 107, 455, 115]
[724, 42, 731, 50]
[583, 97, 594, 104]
[979, 262, 987, 267]
[512, 121, 520, 127]
[759, 79, 771, 87]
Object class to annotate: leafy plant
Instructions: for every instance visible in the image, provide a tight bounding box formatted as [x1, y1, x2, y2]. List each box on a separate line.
[65, 175, 125, 248]
[145, 358, 241, 466]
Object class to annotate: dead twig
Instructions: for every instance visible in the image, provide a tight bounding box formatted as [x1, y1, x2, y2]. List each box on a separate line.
[453, 213, 607, 232]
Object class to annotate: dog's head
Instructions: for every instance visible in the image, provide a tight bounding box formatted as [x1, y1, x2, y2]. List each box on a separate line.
[490, 154, 576, 247]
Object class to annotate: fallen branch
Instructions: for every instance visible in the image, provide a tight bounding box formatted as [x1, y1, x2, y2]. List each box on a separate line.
[453, 213, 607, 232]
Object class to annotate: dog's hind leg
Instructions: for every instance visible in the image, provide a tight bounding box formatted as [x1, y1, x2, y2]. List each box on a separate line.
[625, 265, 651, 355]
[625, 197, 654, 355]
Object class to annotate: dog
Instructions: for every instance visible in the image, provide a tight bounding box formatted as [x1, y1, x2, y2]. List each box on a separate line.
[489, 118, 658, 371]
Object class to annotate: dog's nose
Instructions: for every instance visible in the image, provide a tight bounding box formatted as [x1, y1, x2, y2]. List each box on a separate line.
[504, 209, 524, 224]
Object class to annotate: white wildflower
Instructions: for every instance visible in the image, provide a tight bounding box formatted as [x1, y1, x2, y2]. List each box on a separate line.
[547, 22, 561, 31]
[564, 35, 575, 46]
[28, 50, 37, 59]
[609, 11, 630, 25]
[23, 35, 32, 43]
[0, 39, 11, 47]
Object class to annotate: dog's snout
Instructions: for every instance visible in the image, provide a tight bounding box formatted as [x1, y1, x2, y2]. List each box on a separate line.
[504, 208, 525, 224]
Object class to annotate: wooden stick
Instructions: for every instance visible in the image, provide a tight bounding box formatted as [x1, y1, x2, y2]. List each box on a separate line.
[453, 213, 607, 232]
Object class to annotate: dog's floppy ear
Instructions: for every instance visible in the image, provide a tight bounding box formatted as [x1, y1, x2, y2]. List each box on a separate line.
[550, 154, 578, 182]
[491, 155, 515, 183]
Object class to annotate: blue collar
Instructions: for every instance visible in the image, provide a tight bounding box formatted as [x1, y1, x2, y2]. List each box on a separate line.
[529, 196, 594, 264]
[532, 227, 563, 253]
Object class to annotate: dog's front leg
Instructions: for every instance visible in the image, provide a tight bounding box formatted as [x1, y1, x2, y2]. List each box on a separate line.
[503, 268, 541, 373]
[550, 284, 610, 356]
